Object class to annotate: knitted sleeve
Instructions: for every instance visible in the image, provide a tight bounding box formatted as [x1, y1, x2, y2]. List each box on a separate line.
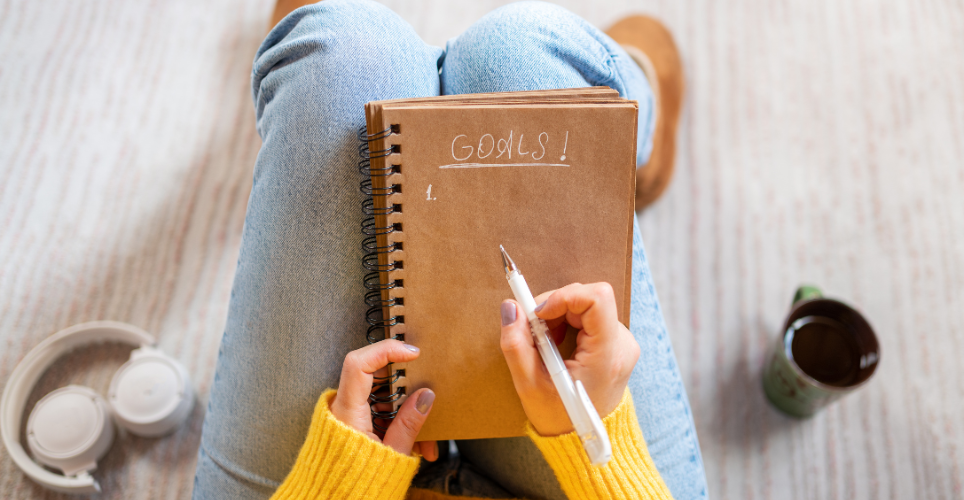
[526, 389, 675, 500]
[270, 389, 420, 500]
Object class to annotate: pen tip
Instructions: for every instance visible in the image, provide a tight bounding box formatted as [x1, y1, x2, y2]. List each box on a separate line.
[500, 245, 516, 274]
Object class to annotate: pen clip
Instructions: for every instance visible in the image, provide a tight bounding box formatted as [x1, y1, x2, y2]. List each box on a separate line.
[574, 380, 612, 466]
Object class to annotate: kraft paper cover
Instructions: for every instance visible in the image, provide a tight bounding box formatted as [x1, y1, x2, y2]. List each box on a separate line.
[365, 91, 637, 441]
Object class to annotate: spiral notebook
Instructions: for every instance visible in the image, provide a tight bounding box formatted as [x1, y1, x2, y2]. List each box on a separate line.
[358, 88, 638, 441]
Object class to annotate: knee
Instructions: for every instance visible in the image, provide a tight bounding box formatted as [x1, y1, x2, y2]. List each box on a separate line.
[443, 1, 611, 93]
[254, 0, 414, 80]
[473, 1, 586, 34]
[264, 0, 403, 50]
[252, 0, 435, 124]
[457, 1, 591, 52]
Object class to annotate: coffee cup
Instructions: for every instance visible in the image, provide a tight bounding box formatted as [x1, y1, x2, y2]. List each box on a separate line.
[762, 285, 880, 417]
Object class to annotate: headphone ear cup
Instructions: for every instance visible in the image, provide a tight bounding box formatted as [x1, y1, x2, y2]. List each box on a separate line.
[108, 347, 194, 437]
[26, 385, 114, 476]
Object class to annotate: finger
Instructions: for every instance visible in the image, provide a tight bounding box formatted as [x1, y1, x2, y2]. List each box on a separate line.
[371, 365, 390, 391]
[549, 321, 568, 346]
[383, 388, 435, 455]
[339, 340, 420, 410]
[499, 300, 542, 387]
[532, 289, 555, 305]
[536, 301, 568, 344]
[534, 283, 620, 341]
[417, 441, 439, 462]
[533, 289, 585, 330]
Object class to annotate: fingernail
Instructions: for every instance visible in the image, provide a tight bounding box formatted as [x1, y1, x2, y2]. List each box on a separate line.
[416, 389, 435, 414]
[501, 301, 516, 326]
[534, 300, 547, 312]
[403, 343, 419, 353]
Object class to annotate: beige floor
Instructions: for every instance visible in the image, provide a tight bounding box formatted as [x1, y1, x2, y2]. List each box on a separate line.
[1, 0, 963, 498]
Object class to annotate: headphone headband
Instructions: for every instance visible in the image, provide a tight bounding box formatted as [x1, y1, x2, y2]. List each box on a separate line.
[1, 321, 155, 493]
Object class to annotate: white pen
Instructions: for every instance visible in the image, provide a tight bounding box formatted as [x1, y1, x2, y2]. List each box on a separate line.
[500, 245, 612, 466]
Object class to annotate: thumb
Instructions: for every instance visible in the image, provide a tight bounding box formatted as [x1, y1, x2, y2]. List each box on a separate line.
[382, 388, 435, 455]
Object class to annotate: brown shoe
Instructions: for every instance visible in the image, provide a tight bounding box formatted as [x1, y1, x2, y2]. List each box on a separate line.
[270, 0, 316, 31]
[606, 16, 684, 209]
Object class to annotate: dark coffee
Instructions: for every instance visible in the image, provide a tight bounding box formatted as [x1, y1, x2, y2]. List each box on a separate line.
[788, 315, 861, 387]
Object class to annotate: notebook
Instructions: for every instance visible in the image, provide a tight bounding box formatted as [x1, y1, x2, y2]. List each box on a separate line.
[359, 88, 638, 441]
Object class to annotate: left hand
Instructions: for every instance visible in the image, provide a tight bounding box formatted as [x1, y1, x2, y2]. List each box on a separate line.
[329, 339, 439, 461]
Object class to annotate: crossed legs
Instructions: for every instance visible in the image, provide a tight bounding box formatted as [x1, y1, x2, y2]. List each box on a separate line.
[193, 2, 705, 499]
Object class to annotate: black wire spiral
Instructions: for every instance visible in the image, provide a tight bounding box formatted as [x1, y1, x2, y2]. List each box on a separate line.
[358, 125, 406, 433]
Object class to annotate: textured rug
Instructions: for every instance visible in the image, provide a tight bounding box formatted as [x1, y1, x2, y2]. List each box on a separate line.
[2, 0, 963, 499]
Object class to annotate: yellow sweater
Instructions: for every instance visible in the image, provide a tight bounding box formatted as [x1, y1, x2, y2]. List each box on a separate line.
[271, 389, 674, 500]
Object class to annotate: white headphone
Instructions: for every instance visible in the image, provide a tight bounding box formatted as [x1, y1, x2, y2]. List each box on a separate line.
[1, 321, 194, 494]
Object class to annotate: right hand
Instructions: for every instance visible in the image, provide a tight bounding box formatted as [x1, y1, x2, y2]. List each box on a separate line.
[499, 282, 640, 436]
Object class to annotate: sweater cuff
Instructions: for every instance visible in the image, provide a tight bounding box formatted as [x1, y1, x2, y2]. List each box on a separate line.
[525, 389, 674, 500]
[271, 389, 420, 500]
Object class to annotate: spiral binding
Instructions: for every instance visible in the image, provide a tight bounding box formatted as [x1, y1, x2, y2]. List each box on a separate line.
[358, 124, 406, 434]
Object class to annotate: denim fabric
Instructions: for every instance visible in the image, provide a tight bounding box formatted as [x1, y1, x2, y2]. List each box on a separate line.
[441, 2, 655, 166]
[192, 1, 706, 499]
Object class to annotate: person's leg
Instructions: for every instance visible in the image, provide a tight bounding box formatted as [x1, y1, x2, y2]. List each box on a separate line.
[624, 215, 709, 500]
[441, 3, 707, 500]
[192, 1, 443, 498]
[441, 1, 656, 168]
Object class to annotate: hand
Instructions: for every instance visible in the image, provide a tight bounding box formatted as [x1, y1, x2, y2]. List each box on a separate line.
[329, 339, 439, 460]
[500, 282, 640, 436]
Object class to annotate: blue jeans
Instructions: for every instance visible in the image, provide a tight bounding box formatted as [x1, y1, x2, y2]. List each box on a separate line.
[192, 1, 707, 499]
